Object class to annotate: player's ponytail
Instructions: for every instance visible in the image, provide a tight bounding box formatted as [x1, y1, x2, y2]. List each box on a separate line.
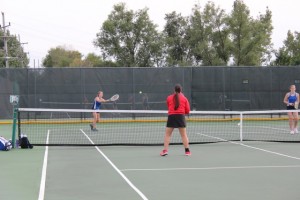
[174, 84, 182, 110]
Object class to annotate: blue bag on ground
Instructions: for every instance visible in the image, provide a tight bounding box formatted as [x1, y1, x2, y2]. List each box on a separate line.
[0, 136, 12, 151]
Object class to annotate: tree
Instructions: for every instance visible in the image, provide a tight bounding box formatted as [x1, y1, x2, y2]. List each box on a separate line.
[227, 0, 273, 66]
[82, 53, 103, 67]
[273, 31, 300, 66]
[163, 11, 191, 67]
[82, 53, 119, 67]
[42, 46, 83, 67]
[94, 3, 163, 67]
[188, 2, 230, 66]
[0, 30, 29, 68]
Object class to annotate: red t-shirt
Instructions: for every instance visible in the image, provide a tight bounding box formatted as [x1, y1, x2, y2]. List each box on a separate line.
[166, 93, 190, 115]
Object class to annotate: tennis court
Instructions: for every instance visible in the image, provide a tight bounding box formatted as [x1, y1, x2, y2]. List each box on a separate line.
[2, 109, 300, 200]
[2, 141, 300, 200]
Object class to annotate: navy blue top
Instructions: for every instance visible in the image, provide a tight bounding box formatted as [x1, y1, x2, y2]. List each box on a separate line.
[288, 92, 298, 104]
[92, 99, 101, 110]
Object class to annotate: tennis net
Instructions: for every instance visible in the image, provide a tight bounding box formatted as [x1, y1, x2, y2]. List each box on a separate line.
[15, 108, 300, 146]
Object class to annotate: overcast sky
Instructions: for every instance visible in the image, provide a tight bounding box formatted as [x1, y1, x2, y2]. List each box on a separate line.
[2, 0, 300, 67]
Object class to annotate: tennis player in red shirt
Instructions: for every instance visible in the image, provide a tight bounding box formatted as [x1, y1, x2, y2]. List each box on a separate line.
[160, 84, 191, 156]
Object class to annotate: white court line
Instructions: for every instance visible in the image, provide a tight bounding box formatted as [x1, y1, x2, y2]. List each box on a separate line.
[80, 129, 148, 200]
[242, 125, 290, 134]
[121, 134, 300, 173]
[198, 133, 300, 160]
[121, 165, 300, 172]
[38, 130, 50, 200]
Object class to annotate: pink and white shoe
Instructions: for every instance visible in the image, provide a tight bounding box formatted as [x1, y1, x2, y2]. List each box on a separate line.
[160, 149, 168, 156]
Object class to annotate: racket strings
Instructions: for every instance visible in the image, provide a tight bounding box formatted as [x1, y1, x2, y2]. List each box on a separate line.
[110, 94, 119, 101]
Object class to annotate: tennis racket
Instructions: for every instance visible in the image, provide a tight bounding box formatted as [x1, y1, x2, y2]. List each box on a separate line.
[109, 94, 119, 101]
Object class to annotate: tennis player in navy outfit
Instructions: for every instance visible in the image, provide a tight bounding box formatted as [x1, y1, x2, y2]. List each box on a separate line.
[283, 85, 299, 134]
[160, 84, 191, 156]
[90, 91, 110, 131]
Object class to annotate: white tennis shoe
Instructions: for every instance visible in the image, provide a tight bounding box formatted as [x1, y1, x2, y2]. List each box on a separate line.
[294, 128, 298, 133]
[290, 130, 295, 134]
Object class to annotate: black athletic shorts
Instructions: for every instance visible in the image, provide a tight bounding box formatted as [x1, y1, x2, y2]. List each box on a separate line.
[287, 105, 295, 110]
[166, 114, 186, 128]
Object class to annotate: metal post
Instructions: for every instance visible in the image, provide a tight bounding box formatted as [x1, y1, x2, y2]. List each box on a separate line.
[10, 95, 19, 148]
[11, 107, 18, 148]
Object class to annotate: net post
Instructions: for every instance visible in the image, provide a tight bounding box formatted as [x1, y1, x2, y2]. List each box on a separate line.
[239, 112, 243, 142]
[11, 107, 18, 148]
[10, 95, 19, 148]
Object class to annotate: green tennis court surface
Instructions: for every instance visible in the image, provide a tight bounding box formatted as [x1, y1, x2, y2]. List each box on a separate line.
[2, 109, 300, 199]
[2, 141, 300, 200]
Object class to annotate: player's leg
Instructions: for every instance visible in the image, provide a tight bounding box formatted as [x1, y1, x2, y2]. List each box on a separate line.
[178, 127, 189, 148]
[160, 127, 173, 156]
[288, 112, 295, 134]
[90, 112, 96, 130]
[91, 112, 99, 131]
[293, 112, 299, 133]
[93, 113, 100, 131]
[179, 127, 191, 156]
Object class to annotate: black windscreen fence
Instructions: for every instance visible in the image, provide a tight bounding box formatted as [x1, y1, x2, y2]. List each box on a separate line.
[1, 66, 300, 119]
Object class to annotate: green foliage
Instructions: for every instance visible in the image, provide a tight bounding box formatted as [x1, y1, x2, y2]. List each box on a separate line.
[227, 0, 273, 66]
[94, 3, 163, 67]
[0, 30, 29, 68]
[43, 46, 82, 67]
[82, 53, 103, 67]
[188, 2, 230, 66]
[163, 11, 190, 67]
[274, 31, 300, 66]
[163, 0, 273, 67]
[83, 53, 119, 67]
[39, 1, 294, 67]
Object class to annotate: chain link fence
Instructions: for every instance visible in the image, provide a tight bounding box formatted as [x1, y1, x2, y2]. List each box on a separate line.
[1, 67, 299, 119]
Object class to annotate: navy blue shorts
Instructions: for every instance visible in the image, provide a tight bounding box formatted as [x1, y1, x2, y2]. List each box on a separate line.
[287, 105, 296, 110]
[166, 114, 186, 128]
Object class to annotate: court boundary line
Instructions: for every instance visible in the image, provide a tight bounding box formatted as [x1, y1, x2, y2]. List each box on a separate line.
[121, 165, 300, 172]
[80, 129, 148, 200]
[198, 133, 300, 160]
[242, 125, 290, 134]
[38, 130, 50, 200]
